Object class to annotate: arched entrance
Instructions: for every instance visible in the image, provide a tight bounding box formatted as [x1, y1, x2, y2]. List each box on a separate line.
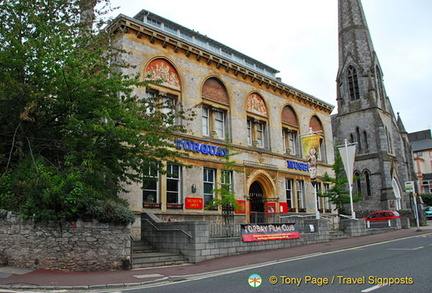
[249, 181, 265, 223]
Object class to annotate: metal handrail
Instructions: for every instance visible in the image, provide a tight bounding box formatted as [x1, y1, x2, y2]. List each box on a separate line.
[142, 219, 193, 239]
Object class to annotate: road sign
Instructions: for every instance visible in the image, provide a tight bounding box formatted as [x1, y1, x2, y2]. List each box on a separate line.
[404, 181, 414, 193]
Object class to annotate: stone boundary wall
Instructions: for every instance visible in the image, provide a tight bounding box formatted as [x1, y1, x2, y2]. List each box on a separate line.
[141, 213, 330, 263]
[0, 212, 131, 271]
[340, 218, 403, 237]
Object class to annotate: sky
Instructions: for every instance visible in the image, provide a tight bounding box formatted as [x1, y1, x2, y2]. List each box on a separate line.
[107, 0, 432, 134]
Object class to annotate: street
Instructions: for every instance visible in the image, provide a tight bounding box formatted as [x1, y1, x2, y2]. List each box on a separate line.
[108, 233, 432, 293]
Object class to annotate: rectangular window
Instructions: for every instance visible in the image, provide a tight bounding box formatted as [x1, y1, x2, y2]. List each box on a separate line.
[147, 17, 161, 27]
[143, 164, 159, 204]
[256, 121, 265, 147]
[285, 179, 293, 211]
[166, 164, 181, 204]
[247, 119, 267, 148]
[247, 119, 253, 146]
[222, 170, 233, 192]
[283, 129, 298, 155]
[214, 110, 225, 139]
[297, 180, 305, 210]
[202, 106, 226, 139]
[164, 24, 178, 35]
[162, 96, 176, 126]
[202, 107, 210, 136]
[203, 168, 216, 206]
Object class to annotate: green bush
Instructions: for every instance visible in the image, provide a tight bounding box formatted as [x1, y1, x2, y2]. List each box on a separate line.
[83, 199, 135, 225]
[421, 194, 432, 206]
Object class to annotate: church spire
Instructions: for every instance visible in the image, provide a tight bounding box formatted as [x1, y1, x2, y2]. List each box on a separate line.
[336, 0, 390, 114]
[338, 0, 375, 73]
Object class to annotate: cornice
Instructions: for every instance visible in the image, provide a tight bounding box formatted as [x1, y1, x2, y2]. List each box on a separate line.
[108, 17, 334, 114]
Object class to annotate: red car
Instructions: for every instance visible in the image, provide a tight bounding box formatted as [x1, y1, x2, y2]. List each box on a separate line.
[365, 211, 401, 221]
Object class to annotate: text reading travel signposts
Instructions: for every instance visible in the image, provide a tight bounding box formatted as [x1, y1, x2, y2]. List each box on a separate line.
[241, 223, 300, 242]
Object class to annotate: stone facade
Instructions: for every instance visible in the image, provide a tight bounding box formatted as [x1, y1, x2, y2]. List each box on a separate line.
[0, 212, 131, 271]
[109, 11, 336, 239]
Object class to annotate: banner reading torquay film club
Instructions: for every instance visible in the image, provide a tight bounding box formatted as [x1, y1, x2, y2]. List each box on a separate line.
[241, 223, 300, 242]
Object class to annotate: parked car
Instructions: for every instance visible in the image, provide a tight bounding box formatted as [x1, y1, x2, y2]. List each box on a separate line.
[424, 207, 432, 219]
[365, 211, 401, 221]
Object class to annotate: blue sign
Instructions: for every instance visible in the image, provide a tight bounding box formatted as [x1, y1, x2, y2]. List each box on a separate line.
[174, 139, 228, 157]
[287, 160, 309, 171]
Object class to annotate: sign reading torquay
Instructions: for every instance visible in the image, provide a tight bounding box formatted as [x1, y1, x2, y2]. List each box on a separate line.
[241, 223, 300, 242]
[174, 138, 228, 157]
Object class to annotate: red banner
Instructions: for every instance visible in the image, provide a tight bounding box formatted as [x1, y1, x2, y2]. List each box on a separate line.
[241, 223, 300, 242]
[185, 197, 203, 209]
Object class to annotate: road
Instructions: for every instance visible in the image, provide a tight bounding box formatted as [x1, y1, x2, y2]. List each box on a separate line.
[107, 233, 431, 293]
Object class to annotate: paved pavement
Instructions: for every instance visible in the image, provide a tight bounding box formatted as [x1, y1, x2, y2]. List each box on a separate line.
[1, 225, 431, 291]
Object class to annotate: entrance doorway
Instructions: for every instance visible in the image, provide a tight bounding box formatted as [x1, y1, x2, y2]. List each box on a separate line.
[249, 181, 265, 223]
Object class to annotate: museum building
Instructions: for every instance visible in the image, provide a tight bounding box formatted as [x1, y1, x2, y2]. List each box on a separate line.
[108, 10, 335, 237]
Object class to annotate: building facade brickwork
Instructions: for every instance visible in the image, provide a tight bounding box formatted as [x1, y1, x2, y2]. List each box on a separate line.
[108, 10, 335, 238]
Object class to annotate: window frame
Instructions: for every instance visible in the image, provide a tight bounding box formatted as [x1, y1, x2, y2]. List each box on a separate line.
[203, 168, 216, 207]
[166, 164, 182, 204]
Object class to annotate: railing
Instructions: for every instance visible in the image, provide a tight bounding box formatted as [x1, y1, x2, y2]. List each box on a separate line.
[209, 223, 242, 238]
[142, 218, 193, 239]
[365, 220, 397, 229]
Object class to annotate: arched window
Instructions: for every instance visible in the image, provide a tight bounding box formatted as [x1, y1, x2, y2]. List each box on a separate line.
[347, 65, 360, 101]
[356, 127, 362, 151]
[246, 93, 269, 149]
[281, 105, 299, 155]
[362, 131, 369, 151]
[201, 77, 229, 140]
[354, 170, 362, 196]
[363, 170, 371, 197]
[145, 58, 182, 126]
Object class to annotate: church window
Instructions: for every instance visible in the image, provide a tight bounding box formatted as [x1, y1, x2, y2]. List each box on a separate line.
[363, 131, 369, 151]
[356, 127, 362, 151]
[354, 170, 362, 196]
[347, 66, 360, 101]
[363, 170, 371, 197]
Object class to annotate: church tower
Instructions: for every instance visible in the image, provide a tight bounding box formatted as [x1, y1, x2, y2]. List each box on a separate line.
[334, 0, 415, 213]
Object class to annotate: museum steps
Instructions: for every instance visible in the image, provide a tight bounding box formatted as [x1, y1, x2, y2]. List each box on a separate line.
[132, 240, 188, 269]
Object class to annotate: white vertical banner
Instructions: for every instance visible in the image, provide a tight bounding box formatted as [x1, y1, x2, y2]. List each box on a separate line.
[338, 141, 356, 187]
[338, 139, 357, 219]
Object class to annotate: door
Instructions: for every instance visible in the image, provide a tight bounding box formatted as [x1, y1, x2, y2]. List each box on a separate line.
[249, 181, 265, 223]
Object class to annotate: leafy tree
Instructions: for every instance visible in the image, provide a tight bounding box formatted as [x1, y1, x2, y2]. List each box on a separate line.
[318, 148, 361, 215]
[0, 0, 192, 223]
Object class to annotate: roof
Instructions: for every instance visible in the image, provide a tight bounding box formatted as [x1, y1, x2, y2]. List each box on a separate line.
[408, 129, 431, 142]
[133, 9, 279, 79]
[410, 139, 432, 152]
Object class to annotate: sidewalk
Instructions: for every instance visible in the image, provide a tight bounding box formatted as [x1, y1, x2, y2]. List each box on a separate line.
[1, 226, 431, 291]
